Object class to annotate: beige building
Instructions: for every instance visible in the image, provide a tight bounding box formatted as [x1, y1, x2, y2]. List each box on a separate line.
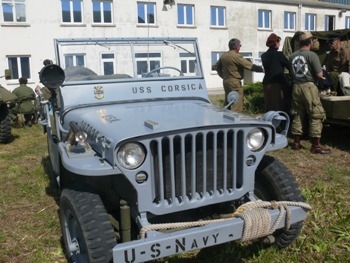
[1, 0, 350, 91]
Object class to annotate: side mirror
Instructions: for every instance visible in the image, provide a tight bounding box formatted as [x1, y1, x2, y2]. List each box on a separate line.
[224, 91, 240, 109]
[4, 69, 11, 80]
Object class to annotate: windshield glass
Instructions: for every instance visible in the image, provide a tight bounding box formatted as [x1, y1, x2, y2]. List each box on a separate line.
[54, 38, 202, 83]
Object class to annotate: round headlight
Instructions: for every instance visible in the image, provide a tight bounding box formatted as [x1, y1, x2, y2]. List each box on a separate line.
[117, 143, 146, 169]
[247, 128, 265, 151]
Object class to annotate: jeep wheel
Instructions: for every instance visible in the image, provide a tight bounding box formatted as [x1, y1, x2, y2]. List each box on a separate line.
[254, 155, 304, 248]
[0, 107, 12, 144]
[60, 188, 116, 263]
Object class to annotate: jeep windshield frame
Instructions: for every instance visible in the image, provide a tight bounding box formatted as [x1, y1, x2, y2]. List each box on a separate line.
[53, 37, 204, 85]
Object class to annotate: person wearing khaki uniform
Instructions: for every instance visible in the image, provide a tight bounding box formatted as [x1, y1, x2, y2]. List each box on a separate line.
[289, 31, 330, 154]
[215, 38, 264, 112]
[10, 77, 36, 127]
[325, 36, 350, 93]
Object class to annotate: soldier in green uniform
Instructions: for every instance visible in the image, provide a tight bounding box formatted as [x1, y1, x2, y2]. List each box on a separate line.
[289, 31, 330, 154]
[10, 77, 36, 127]
[325, 36, 350, 93]
[215, 38, 264, 112]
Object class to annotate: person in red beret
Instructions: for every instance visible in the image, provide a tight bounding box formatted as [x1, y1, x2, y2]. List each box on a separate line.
[261, 33, 293, 113]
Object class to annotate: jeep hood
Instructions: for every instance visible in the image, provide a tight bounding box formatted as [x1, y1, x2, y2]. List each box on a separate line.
[63, 99, 256, 144]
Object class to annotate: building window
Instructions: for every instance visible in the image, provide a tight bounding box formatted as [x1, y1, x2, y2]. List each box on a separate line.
[305, 13, 316, 31]
[284, 11, 295, 30]
[61, 0, 83, 23]
[7, 56, 31, 79]
[258, 9, 271, 29]
[346, 16, 350, 29]
[135, 52, 161, 76]
[325, 15, 335, 30]
[101, 53, 115, 75]
[177, 4, 194, 26]
[137, 2, 156, 24]
[92, 0, 112, 24]
[180, 53, 196, 75]
[2, 0, 26, 22]
[211, 52, 224, 71]
[64, 54, 85, 68]
[210, 6, 225, 27]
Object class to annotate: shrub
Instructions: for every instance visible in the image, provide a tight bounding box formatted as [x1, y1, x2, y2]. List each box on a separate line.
[243, 81, 264, 114]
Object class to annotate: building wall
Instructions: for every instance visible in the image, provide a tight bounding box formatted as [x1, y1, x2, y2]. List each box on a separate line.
[0, 0, 349, 91]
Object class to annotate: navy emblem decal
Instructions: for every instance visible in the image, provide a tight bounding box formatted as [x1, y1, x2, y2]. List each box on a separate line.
[94, 86, 104, 100]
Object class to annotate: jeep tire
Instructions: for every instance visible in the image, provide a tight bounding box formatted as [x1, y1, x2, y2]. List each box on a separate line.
[60, 188, 116, 263]
[254, 155, 304, 248]
[0, 106, 11, 144]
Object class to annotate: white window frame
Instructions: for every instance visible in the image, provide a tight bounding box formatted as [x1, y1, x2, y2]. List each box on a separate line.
[305, 13, 316, 31]
[135, 52, 161, 76]
[284, 11, 296, 31]
[61, 0, 83, 24]
[64, 54, 86, 69]
[211, 51, 224, 72]
[210, 6, 225, 27]
[177, 4, 194, 26]
[92, 0, 113, 24]
[258, 9, 271, 29]
[2, 0, 26, 23]
[180, 53, 196, 76]
[346, 16, 350, 29]
[101, 53, 116, 75]
[325, 15, 335, 31]
[137, 2, 156, 25]
[7, 55, 31, 80]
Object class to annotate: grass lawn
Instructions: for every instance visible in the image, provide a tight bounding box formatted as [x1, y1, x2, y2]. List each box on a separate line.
[1, 101, 350, 262]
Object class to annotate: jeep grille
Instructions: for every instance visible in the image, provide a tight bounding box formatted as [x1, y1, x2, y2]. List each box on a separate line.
[150, 129, 246, 208]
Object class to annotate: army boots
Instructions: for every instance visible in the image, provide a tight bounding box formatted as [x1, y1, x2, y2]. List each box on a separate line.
[291, 135, 302, 150]
[310, 137, 330, 154]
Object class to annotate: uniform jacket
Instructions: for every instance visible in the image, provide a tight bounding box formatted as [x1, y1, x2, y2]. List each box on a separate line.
[12, 84, 35, 113]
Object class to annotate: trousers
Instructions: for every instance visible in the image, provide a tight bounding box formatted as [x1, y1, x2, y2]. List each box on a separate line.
[291, 82, 325, 138]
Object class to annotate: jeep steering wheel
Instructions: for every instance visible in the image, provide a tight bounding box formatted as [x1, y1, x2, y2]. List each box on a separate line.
[144, 66, 184, 77]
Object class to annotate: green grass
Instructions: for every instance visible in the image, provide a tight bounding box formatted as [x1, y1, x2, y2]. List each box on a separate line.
[1, 104, 350, 262]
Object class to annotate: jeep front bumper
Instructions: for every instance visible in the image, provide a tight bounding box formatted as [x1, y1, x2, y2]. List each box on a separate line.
[113, 205, 308, 263]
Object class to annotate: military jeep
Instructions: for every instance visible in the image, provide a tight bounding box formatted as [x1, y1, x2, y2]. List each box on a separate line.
[38, 38, 310, 263]
[0, 70, 15, 144]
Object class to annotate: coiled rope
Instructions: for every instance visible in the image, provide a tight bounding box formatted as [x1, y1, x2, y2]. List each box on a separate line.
[139, 200, 311, 240]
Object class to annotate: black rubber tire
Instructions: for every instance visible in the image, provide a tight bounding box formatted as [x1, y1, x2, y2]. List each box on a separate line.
[0, 107, 12, 144]
[254, 155, 304, 248]
[60, 188, 116, 263]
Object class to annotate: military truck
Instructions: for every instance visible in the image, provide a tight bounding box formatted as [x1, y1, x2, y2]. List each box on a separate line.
[38, 37, 310, 263]
[0, 70, 16, 144]
[283, 29, 350, 126]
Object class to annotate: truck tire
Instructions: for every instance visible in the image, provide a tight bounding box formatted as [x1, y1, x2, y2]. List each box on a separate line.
[0, 107, 12, 144]
[60, 188, 116, 263]
[254, 155, 304, 248]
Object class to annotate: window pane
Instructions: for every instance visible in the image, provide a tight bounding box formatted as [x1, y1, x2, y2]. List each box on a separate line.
[76, 55, 85, 66]
[8, 58, 19, 79]
[2, 3, 14, 22]
[186, 6, 192, 24]
[20, 57, 30, 78]
[137, 61, 148, 74]
[61, 0, 71, 22]
[104, 62, 114, 75]
[137, 3, 145, 23]
[93, 2, 101, 23]
[218, 8, 224, 26]
[147, 3, 155, 24]
[181, 60, 187, 72]
[210, 7, 216, 25]
[73, 0, 82, 22]
[103, 2, 112, 23]
[178, 5, 184, 24]
[15, 3, 26, 22]
[189, 60, 195, 73]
